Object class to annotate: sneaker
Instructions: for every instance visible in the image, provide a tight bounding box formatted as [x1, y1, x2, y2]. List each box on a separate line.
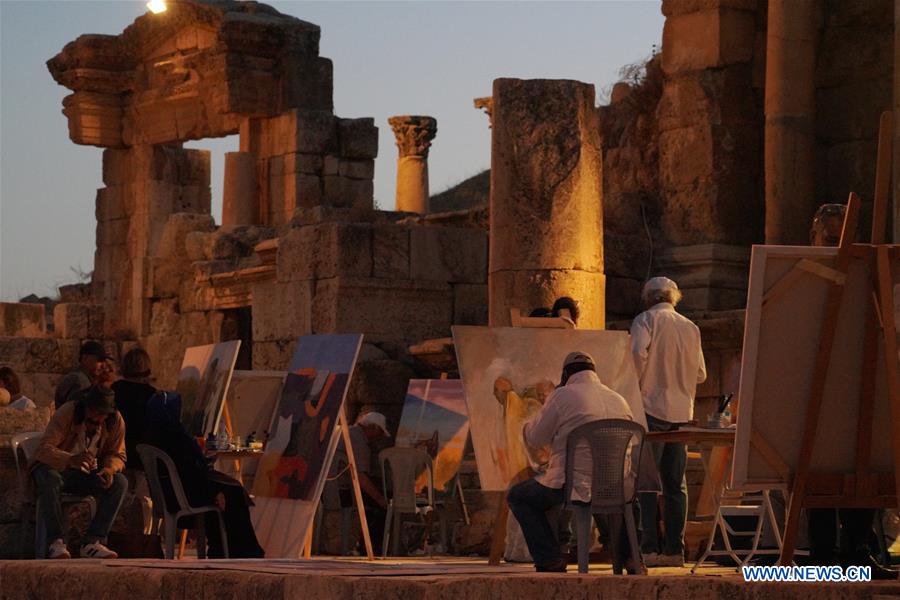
[80, 541, 118, 559]
[656, 553, 684, 567]
[48, 538, 71, 559]
[641, 552, 659, 567]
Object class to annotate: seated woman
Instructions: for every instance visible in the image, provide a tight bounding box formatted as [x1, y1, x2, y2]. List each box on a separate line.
[142, 387, 264, 558]
[0, 366, 36, 410]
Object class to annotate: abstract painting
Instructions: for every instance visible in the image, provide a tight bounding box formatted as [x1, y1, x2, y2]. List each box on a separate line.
[251, 334, 362, 558]
[176, 341, 241, 437]
[452, 326, 645, 492]
[395, 379, 469, 492]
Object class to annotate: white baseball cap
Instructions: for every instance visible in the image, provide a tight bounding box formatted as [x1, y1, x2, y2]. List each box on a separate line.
[357, 411, 390, 437]
[642, 276, 679, 295]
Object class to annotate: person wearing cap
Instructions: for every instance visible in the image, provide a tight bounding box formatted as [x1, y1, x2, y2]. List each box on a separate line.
[54, 340, 110, 409]
[332, 411, 390, 552]
[630, 276, 706, 568]
[31, 385, 128, 559]
[507, 352, 633, 573]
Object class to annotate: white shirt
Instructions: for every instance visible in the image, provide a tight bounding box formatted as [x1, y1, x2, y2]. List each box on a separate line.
[523, 370, 633, 501]
[630, 302, 707, 423]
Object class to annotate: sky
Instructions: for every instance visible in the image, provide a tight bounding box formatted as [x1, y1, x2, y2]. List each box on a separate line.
[0, 0, 663, 301]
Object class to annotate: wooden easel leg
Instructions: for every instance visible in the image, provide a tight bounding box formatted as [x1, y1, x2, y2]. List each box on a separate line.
[779, 488, 804, 565]
[178, 529, 188, 559]
[339, 409, 375, 560]
[488, 493, 509, 565]
[302, 525, 313, 558]
[875, 247, 900, 501]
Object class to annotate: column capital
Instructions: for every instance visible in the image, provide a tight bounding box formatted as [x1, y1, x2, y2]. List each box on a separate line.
[473, 97, 493, 126]
[388, 115, 437, 158]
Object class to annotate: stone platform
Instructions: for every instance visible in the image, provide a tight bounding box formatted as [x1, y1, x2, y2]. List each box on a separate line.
[1, 558, 897, 599]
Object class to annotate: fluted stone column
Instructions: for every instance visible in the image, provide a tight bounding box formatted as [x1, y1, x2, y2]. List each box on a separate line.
[222, 151, 257, 227]
[389, 115, 437, 214]
[489, 78, 605, 329]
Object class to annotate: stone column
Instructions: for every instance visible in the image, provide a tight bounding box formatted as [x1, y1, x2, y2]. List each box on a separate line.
[489, 78, 605, 329]
[764, 0, 817, 244]
[389, 115, 437, 214]
[894, 0, 900, 242]
[221, 151, 257, 227]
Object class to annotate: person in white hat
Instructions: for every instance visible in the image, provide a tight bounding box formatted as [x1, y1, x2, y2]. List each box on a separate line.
[507, 351, 634, 573]
[630, 276, 706, 568]
[330, 411, 391, 552]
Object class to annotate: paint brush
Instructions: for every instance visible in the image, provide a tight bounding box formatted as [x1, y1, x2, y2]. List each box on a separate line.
[718, 393, 734, 414]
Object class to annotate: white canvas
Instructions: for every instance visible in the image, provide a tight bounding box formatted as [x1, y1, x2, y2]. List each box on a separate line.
[732, 245, 898, 490]
[452, 326, 645, 492]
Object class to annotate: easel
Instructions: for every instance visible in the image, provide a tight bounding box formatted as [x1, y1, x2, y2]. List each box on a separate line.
[487, 309, 571, 565]
[301, 407, 375, 559]
[778, 111, 900, 565]
[217, 377, 374, 560]
[438, 371, 471, 527]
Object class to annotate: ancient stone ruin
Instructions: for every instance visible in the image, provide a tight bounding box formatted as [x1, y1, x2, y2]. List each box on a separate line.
[0, 0, 895, 557]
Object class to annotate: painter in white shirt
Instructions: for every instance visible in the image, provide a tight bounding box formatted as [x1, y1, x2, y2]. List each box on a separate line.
[523, 369, 633, 502]
[630, 300, 706, 424]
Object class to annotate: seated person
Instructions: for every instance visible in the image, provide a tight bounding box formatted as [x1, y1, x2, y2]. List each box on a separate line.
[332, 411, 390, 552]
[507, 352, 634, 572]
[0, 366, 36, 410]
[112, 348, 156, 470]
[31, 385, 128, 559]
[142, 395, 264, 558]
[55, 341, 108, 408]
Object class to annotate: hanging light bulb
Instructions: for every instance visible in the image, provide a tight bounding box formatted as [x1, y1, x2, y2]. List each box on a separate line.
[146, 0, 167, 14]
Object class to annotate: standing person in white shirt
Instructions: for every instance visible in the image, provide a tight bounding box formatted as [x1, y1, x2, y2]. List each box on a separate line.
[630, 276, 706, 568]
[507, 351, 633, 572]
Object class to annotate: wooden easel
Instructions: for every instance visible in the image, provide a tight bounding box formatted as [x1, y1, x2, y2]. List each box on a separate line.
[301, 407, 375, 559]
[778, 111, 900, 564]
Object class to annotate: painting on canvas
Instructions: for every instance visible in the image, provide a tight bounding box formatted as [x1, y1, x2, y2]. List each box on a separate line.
[176, 341, 241, 437]
[224, 370, 286, 441]
[395, 379, 469, 492]
[452, 326, 645, 492]
[251, 334, 362, 557]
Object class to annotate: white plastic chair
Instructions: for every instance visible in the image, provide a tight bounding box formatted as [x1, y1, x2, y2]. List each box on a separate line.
[379, 447, 447, 557]
[11, 431, 97, 559]
[564, 419, 646, 575]
[136, 444, 228, 559]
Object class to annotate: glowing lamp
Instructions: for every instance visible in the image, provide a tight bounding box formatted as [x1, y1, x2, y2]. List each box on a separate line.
[147, 0, 167, 14]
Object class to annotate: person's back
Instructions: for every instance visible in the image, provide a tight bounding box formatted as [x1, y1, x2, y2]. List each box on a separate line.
[526, 368, 632, 499]
[631, 291, 705, 423]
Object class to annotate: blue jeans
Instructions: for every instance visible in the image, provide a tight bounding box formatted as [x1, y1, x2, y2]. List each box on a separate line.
[33, 465, 128, 546]
[507, 478, 565, 567]
[639, 415, 687, 556]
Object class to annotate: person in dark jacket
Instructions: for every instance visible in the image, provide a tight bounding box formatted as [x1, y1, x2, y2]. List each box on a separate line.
[143, 393, 264, 558]
[112, 348, 157, 470]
